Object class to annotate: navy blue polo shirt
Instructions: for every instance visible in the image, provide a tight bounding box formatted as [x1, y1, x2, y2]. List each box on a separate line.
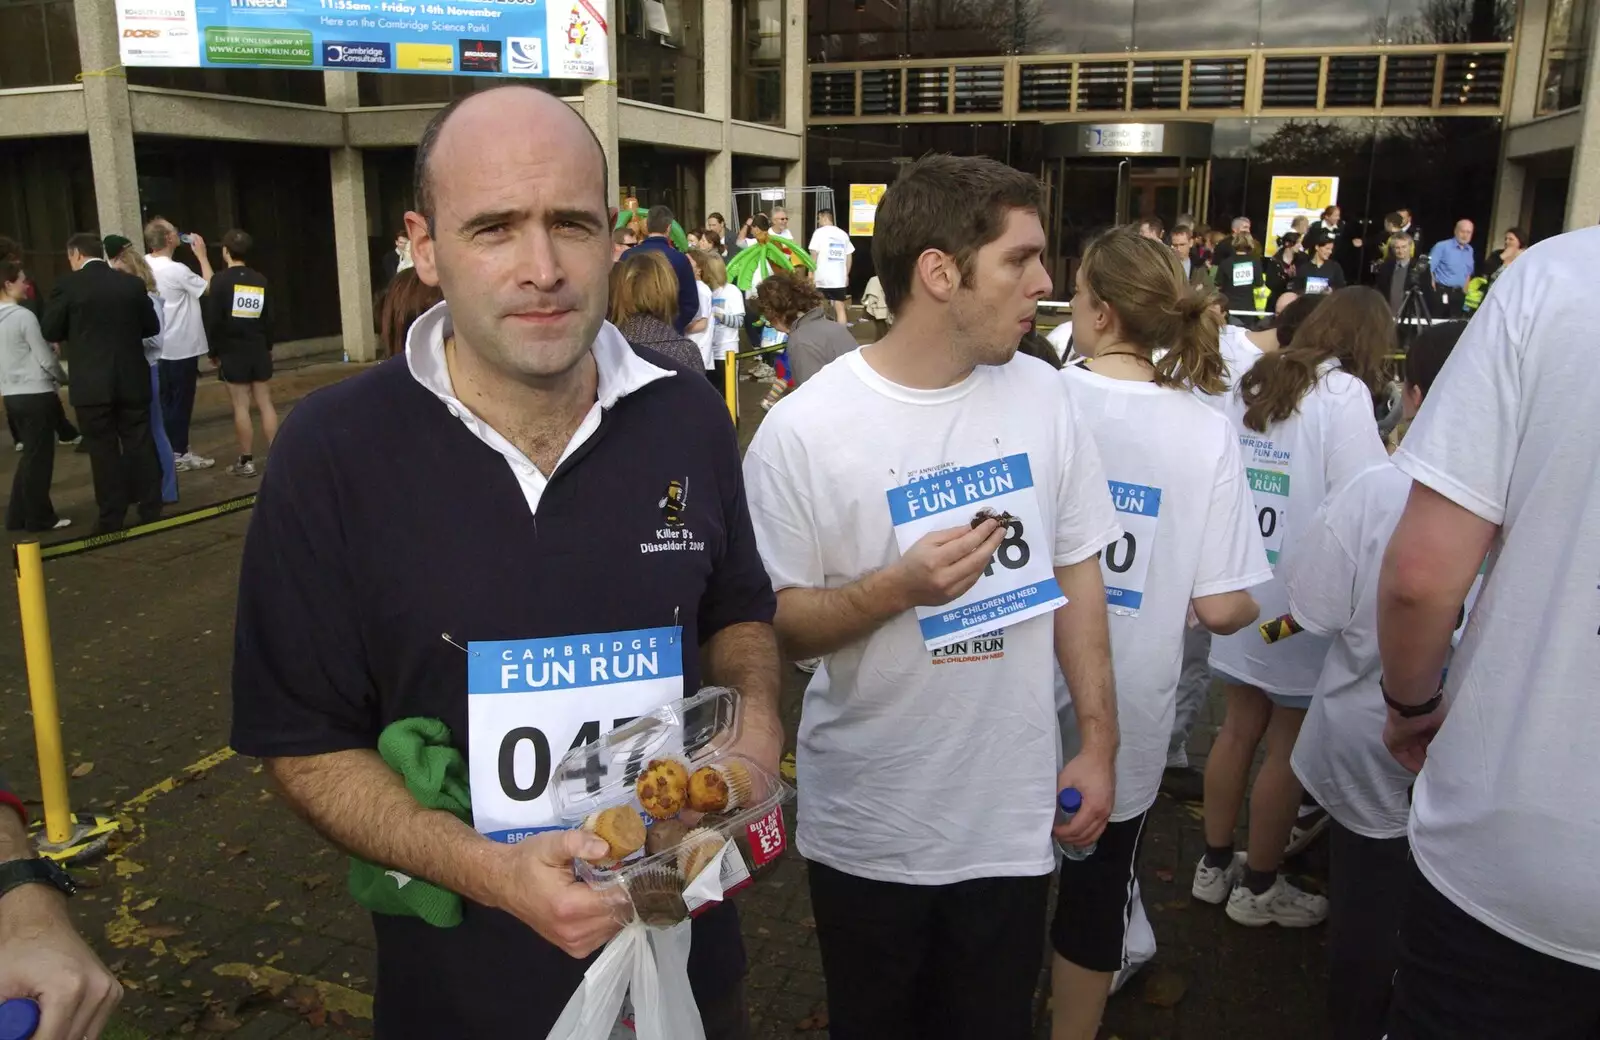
[229, 317, 774, 1038]
[622, 235, 699, 334]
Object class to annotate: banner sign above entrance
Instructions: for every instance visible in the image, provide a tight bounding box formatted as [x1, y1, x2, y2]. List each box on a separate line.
[1080, 124, 1166, 154]
[849, 184, 886, 236]
[115, 0, 610, 80]
[1266, 176, 1339, 249]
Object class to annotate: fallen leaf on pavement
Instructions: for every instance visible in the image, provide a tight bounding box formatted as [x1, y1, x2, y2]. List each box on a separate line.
[134, 897, 160, 912]
[262, 900, 282, 913]
[799, 916, 815, 929]
[1142, 969, 1188, 1008]
[1154, 867, 1174, 883]
[144, 925, 185, 940]
[300, 873, 331, 891]
[796, 1007, 829, 1031]
[71, 761, 95, 778]
[197, 1004, 242, 1033]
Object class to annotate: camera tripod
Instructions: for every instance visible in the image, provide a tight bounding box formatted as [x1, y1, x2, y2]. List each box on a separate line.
[1396, 284, 1434, 350]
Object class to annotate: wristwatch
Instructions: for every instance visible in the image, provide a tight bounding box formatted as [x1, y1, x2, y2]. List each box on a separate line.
[0, 857, 77, 901]
[1380, 677, 1444, 719]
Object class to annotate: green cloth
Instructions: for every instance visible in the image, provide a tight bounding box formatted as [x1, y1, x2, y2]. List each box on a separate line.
[346, 717, 472, 928]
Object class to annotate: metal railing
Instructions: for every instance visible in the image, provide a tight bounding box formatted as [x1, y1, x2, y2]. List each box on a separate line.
[809, 42, 1512, 123]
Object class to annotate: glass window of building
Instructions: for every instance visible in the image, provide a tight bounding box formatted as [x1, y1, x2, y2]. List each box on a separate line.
[125, 68, 327, 106]
[808, 0, 906, 61]
[734, 0, 785, 125]
[356, 74, 586, 106]
[618, 0, 705, 111]
[1540, 0, 1595, 113]
[0, 0, 80, 88]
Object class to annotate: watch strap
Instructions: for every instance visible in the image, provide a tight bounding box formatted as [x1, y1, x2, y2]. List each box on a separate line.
[0, 857, 77, 900]
[1381, 677, 1444, 718]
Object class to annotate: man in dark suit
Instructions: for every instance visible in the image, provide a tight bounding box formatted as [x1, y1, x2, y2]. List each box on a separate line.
[40, 233, 163, 533]
[1170, 226, 1210, 291]
[620, 205, 698, 333]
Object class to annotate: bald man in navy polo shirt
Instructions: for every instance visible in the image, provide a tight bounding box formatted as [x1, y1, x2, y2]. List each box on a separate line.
[229, 85, 782, 1039]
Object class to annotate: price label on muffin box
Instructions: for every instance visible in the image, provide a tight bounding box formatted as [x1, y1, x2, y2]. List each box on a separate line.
[887, 454, 1067, 650]
[466, 627, 684, 844]
[686, 841, 755, 916]
[745, 805, 787, 868]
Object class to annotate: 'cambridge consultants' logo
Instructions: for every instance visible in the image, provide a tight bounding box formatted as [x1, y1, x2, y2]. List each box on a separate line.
[323, 40, 391, 67]
[458, 38, 502, 73]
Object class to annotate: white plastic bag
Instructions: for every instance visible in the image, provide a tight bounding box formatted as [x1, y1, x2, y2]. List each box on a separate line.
[1109, 879, 1157, 996]
[547, 918, 705, 1040]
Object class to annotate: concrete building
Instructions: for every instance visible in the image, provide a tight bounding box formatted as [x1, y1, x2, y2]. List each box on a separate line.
[0, 0, 805, 360]
[804, 0, 1600, 293]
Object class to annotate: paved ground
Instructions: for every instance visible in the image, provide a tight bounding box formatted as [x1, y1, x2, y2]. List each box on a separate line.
[1, 349, 1331, 1039]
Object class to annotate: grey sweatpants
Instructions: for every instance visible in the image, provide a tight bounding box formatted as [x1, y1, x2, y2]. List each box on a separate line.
[1168, 626, 1213, 764]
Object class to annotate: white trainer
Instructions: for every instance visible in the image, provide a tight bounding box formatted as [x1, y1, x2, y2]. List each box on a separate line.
[182, 451, 216, 470]
[1191, 851, 1246, 905]
[1226, 875, 1329, 928]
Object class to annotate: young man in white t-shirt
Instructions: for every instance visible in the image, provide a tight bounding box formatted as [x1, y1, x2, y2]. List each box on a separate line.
[1377, 226, 1600, 1036]
[1281, 320, 1465, 1040]
[807, 209, 855, 324]
[143, 217, 216, 472]
[744, 154, 1122, 1037]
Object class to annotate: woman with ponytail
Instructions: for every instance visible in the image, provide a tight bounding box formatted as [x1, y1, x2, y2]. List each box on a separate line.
[1048, 226, 1273, 1040]
[1194, 286, 1393, 930]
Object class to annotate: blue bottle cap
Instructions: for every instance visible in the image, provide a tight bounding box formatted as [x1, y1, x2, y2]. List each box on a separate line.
[1057, 787, 1083, 814]
[0, 998, 41, 1040]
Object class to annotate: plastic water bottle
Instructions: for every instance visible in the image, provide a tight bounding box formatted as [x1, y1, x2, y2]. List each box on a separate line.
[0, 999, 40, 1040]
[1056, 787, 1097, 861]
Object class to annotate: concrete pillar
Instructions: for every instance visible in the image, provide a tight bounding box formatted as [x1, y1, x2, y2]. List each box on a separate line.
[703, 0, 734, 222]
[1565, 0, 1600, 228]
[584, 24, 622, 205]
[325, 71, 377, 361]
[1505, 0, 1550, 126]
[74, 0, 142, 239]
[783, 0, 805, 138]
[1489, 159, 1526, 241]
[784, 158, 806, 242]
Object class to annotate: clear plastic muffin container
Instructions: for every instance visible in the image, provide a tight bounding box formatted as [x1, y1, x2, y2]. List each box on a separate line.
[550, 686, 794, 927]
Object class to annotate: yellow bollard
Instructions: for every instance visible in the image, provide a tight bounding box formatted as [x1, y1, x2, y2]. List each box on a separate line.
[14, 540, 71, 845]
[724, 352, 738, 423]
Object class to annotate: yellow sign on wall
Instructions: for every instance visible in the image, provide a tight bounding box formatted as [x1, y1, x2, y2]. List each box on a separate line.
[849, 184, 887, 236]
[1266, 176, 1339, 247]
[396, 42, 454, 72]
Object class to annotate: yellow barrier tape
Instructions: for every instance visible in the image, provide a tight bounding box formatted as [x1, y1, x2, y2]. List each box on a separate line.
[41, 494, 256, 561]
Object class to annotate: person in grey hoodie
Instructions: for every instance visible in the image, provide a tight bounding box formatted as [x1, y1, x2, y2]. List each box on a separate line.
[756, 271, 859, 387]
[0, 253, 71, 531]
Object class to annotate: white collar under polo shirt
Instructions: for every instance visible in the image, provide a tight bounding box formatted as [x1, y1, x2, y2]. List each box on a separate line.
[404, 300, 675, 515]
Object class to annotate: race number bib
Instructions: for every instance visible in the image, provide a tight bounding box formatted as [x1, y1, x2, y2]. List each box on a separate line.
[888, 453, 1067, 650]
[827, 243, 847, 261]
[231, 285, 265, 318]
[1231, 262, 1253, 287]
[1305, 276, 1330, 295]
[1248, 467, 1290, 566]
[467, 627, 683, 843]
[760, 324, 787, 349]
[1102, 481, 1162, 616]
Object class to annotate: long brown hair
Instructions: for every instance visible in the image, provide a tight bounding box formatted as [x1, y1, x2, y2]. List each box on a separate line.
[378, 268, 443, 358]
[608, 250, 679, 326]
[1079, 225, 1226, 394]
[1239, 286, 1394, 432]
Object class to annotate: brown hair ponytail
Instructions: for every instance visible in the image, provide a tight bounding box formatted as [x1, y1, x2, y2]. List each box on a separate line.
[1080, 226, 1226, 394]
[1239, 286, 1395, 432]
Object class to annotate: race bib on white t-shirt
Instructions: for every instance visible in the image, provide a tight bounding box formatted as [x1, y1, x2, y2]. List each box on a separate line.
[1102, 480, 1161, 615]
[827, 242, 847, 262]
[1247, 466, 1290, 565]
[231, 285, 265, 318]
[887, 453, 1067, 650]
[1231, 262, 1253, 287]
[467, 627, 683, 843]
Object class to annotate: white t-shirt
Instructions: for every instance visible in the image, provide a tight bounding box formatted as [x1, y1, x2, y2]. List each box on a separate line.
[711, 283, 744, 362]
[1392, 227, 1600, 969]
[147, 254, 209, 361]
[744, 350, 1121, 884]
[1284, 461, 1418, 839]
[1218, 324, 1263, 395]
[690, 281, 715, 369]
[808, 225, 855, 290]
[1208, 362, 1388, 696]
[1059, 366, 1271, 820]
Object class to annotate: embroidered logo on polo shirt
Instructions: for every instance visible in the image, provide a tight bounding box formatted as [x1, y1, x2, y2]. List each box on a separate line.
[643, 477, 705, 555]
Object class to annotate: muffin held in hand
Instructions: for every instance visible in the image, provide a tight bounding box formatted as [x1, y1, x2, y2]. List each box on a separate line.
[581, 805, 646, 863]
[676, 827, 729, 885]
[687, 766, 731, 813]
[635, 758, 690, 819]
[645, 817, 690, 857]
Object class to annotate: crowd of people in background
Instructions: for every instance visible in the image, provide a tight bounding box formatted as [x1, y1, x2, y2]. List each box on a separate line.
[0, 220, 278, 533]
